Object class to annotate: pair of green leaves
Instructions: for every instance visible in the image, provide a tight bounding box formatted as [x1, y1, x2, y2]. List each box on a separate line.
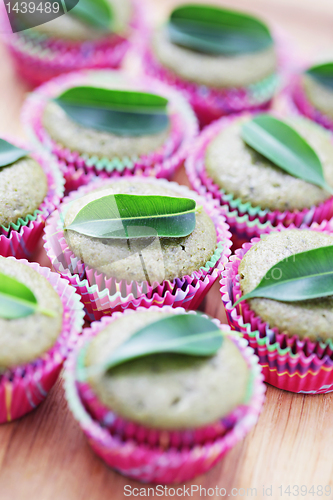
[306, 62, 333, 91]
[55, 87, 170, 137]
[167, 4, 273, 56]
[0, 272, 55, 319]
[235, 245, 333, 306]
[81, 313, 223, 378]
[65, 194, 198, 239]
[241, 114, 333, 195]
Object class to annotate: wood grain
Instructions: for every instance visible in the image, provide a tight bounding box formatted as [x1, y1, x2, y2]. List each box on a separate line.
[0, 1, 333, 499]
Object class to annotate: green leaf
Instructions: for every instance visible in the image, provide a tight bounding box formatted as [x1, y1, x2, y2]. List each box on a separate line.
[0, 271, 55, 319]
[57, 87, 169, 113]
[234, 245, 333, 306]
[55, 87, 170, 137]
[0, 139, 28, 168]
[306, 62, 333, 91]
[66, 0, 113, 31]
[83, 314, 223, 378]
[65, 194, 198, 239]
[241, 115, 333, 194]
[168, 4, 273, 56]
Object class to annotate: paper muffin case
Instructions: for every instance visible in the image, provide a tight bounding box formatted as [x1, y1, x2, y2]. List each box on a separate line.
[43, 176, 232, 321]
[0, 146, 64, 260]
[78, 378, 249, 447]
[22, 70, 198, 194]
[1, 0, 146, 88]
[0, 258, 84, 423]
[289, 76, 333, 132]
[220, 220, 333, 394]
[185, 112, 333, 249]
[64, 306, 265, 484]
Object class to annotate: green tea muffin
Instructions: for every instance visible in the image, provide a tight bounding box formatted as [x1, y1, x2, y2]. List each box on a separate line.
[0, 156, 48, 227]
[238, 229, 333, 341]
[66, 307, 264, 482]
[152, 26, 277, 89]
[42, 100, 171, 160]
[41, 70, 174, 161]
[205, 115, 333, 212]
[6, 0, 140, 88]
[64, 179, 217, 282]
[0, 256, 63, 370]
[85, 310, 250, 429]
[302, 73, 333, 121]
[145, 4, 280, 127]
[24, 68, 199, 193]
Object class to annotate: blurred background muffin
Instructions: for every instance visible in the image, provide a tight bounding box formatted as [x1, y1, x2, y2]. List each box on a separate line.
[293, 61, 333, 131]
[144, 3, 280, 126]
[2, 0, 144, 86]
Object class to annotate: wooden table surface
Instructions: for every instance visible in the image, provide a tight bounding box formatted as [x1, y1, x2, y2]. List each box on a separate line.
[1, 1, 333, 499]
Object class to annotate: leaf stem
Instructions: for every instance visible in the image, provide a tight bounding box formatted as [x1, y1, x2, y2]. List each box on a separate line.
[37, 307, 57, 318]
[233, 295, 247, 307]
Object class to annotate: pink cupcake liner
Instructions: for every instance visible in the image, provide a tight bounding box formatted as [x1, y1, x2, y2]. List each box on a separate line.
[220, 220, 333, 394]
[0, 145, 64, 260]
[185, 111, 333, 247]
[78, 380, 249, 448]
[0, 258, 84, 423]
[291, 75, 333, 132]
[64, 306, 265, 483]
[43, 176, 232, 321]
[22, 69, 198, 193]
[1, 0, 146, 87]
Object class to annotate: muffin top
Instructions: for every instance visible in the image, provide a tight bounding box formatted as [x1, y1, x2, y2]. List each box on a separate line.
[43, 100, 171, 159]
[42, 77, 172, 160]
[0, 257, 63, 370]
[302, 73, 333, 121]
[28, 0, 132, 41]
[85, 311, 250, 429]
[64, 179, 217, 282]
[239, 229, 333, 341]
[0, 156, 48, 227]
[205, 115, 333, 211]
[152, 26, 277, 89]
